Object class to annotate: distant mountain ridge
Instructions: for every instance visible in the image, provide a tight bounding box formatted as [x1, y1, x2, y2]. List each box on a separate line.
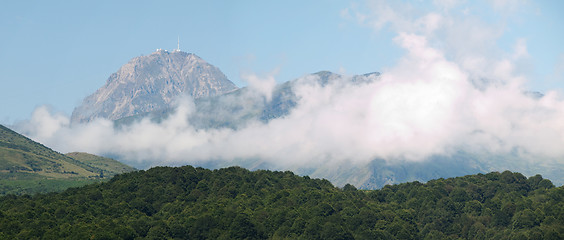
[65, 50, 564, 190]
[114, 70, 382, 130]
[71, 50, 238, 123]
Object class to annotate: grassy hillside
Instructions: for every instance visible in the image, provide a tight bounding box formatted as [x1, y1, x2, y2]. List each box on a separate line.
[0, 124, 135, 195]
[65, 152, 137, 178]
[0, 166, 562, 239]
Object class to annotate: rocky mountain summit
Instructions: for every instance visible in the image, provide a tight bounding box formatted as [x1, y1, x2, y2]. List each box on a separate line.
[71, 50, 238, 123]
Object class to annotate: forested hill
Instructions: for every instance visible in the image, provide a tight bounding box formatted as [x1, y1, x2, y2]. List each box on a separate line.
[1, 166, 563, 239]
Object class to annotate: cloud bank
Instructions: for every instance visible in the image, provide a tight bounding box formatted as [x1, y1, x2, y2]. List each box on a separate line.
[14, 1, 564, 173]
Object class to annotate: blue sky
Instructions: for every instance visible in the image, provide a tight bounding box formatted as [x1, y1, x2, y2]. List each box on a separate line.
[1, 0, 563, 124]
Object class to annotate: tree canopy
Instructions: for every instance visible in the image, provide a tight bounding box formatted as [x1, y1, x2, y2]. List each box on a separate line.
[0, 166, 562, 239]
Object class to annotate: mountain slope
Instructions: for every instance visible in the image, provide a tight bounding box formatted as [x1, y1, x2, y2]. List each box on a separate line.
[71, 50, 238, 123]
[114, 70, 381, 130]
[0, 166, 561, 239]
[0, 124, 135, 195]
[65, 152, 137, 177]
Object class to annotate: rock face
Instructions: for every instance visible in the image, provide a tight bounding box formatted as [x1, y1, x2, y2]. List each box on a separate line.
[71, 50, 238, 123]
[112, 70, 383, 130]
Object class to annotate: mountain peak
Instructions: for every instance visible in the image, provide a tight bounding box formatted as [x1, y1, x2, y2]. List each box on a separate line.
[71, 51, 238, 123]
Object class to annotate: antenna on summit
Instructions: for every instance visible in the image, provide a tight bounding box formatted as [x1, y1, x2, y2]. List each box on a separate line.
[176, 36, 180, 52]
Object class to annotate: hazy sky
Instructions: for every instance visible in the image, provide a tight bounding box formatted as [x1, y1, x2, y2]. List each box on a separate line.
[1, 0, 563, 124]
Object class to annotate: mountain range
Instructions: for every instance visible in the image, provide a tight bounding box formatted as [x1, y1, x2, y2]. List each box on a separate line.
[56, 50, 564, 189]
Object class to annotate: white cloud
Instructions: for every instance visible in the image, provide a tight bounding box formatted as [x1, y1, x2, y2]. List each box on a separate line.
[17, 106, 69, 143]
[240, 70, 278, 102]
[489, 0, 529, 14]
[433, 0, 464, 11]
[348, 0, 522, 88]
[512, 38, 529, 60]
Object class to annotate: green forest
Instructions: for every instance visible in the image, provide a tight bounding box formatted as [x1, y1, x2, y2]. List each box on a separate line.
[0, 166, 563, 239]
